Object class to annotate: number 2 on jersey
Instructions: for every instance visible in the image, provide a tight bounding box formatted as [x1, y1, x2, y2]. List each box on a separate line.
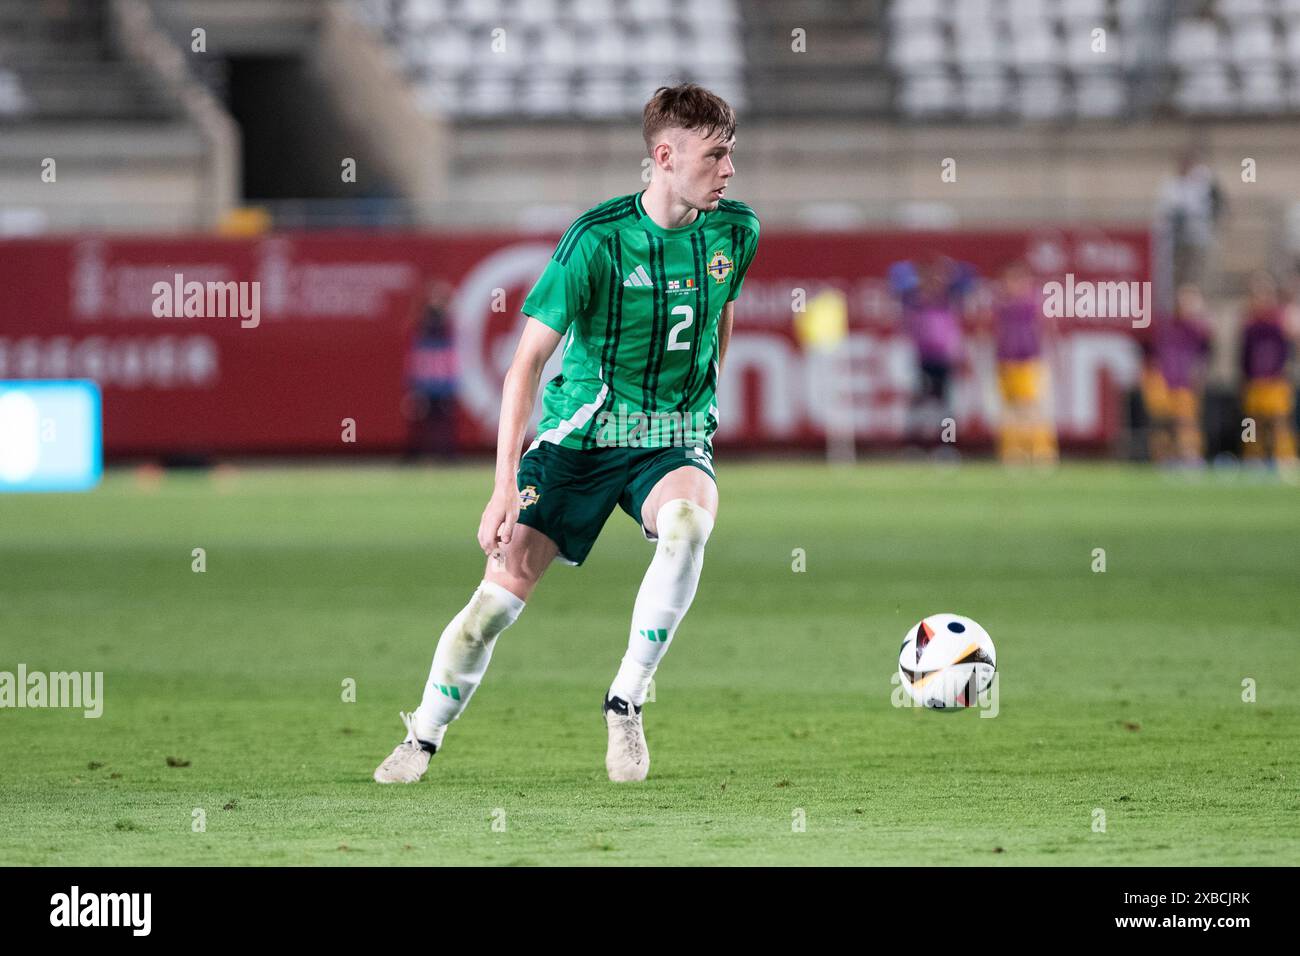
[666, 304, 692, 351]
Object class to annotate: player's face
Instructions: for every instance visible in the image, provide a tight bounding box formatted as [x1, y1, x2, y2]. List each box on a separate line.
[1003, 265, 1032, 298]
[673, 128, 735, 211]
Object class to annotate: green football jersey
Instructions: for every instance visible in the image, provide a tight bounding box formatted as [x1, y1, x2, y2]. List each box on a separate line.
[522, 189, 759, 452]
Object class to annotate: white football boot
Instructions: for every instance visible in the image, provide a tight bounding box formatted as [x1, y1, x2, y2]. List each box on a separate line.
[373, 711, 436, 784]
[603, 694, 649, 782]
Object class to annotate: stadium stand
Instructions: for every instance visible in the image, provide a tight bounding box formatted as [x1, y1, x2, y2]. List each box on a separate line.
[2, 0, 1299, 254]
[0, 0, 235, 233]
[355, 0, 747, 119]
[0, 0, 181, 121]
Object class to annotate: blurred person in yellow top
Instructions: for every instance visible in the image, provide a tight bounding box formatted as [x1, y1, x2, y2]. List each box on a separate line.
[991, 261, 1057, 466]
[1238, 271, 1297, 471]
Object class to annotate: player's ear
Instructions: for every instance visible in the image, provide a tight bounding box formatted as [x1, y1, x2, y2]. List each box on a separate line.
[653, 140, 672, 171]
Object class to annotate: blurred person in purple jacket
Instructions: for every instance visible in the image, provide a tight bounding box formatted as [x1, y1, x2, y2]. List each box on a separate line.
[1238, 271, 1296, 468]
[889, 255, 974, 447]
[1141, 284, 1212, 466]
[992, 261, 1058, 466]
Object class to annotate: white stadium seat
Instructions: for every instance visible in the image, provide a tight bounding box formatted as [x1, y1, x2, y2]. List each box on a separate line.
[430, 27, 475, 70]
[404, 0, 448, 29]
[1218, 0, 1274, 18]
[1170, 20, 1222, 68]
[1229, 19, 1280, 64]
[1176, 66, 1234, 113]
[571, 0, 616, 21]
[521, 68, 570, 115]
[1239, 67, 1285, 111]
[952, 26, 1003, 69]
[1286, 23, 1300, 63]
[624, 0, 672, 23]
[1074, 74, 1126, 117]
[574, 72, 626, 118]
[1011, 27, 1061, 70]
[1060, 0, 1107, 23]
[961, 69, 1011, 116]
[456, 0, 504, 23]
[890, 25, 948, 69]
[638, 23, 679, 68]
[952, 0, 999, 25]
[900, 71, 956, 118]
[538, 27, 578, 68]
[1003, 0, 1052, 26]
[890, 0, 947, 26]
[511, 0, 560, 25]
[1017, 71, 1067, 119]
[584, 23, 627, 68]
[1064, 25, 1111, 71]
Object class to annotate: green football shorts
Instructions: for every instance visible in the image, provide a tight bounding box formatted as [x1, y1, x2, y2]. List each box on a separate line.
[513, 441, 716, 566]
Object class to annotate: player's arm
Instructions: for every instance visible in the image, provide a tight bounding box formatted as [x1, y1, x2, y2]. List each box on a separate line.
[717, 300, 735, 377]
[719, 217, 758, 379]
[477, 317, 563, 555]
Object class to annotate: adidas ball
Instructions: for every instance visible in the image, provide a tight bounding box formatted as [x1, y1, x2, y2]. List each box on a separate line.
[898, 613, 996, 710]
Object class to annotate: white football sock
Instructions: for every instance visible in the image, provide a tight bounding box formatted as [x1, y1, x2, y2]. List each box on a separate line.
[413, 579, 525, 746]
[608, 498, 714, 708]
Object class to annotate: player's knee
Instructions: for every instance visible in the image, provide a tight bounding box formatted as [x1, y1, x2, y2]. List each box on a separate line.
[463, 579, 526, 644]
[655, 498, 714, 551]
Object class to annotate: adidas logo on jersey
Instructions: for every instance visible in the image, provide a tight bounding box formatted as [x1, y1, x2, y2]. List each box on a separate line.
[622, 265, 653, 287]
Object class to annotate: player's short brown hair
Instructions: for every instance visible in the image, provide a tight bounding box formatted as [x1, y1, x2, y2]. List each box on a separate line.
[642, 83, 736, 155]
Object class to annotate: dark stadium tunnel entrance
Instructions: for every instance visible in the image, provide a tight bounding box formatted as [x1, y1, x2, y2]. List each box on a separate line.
[225, 55, 399, 208]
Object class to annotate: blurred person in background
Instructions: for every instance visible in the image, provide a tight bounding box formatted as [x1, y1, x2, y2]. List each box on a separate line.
[1141, 283, 1212, 466]
[992, 260, 1058, 466]
[1157, 149, 1225, 290]
[889, 255, 974, 449]
[1239, 271, 1297, 471]
[403, 278, 460, 459]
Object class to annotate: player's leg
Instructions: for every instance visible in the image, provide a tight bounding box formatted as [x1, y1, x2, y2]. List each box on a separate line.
[617, 463, 717, 699]
[1265, 383, 1298, 467]
[998, 362, 1032, 465]
[1016, 359, 1057, 466]
[1173, 391, 1203, 464]
[374, 524, 558, 783]
[1001, 403, 1031, 465]
[908, 359, 936, 445]
[1149, 414, 1174, 463]
[412, 524, 558, 737]
[602, 461, 716, 781]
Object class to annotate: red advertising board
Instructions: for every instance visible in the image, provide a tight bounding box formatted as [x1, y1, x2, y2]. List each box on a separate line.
[0, 228, 1149, 456]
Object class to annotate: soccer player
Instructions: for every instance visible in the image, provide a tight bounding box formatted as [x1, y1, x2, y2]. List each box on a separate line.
[1239, 271, 1297, 470]
[992, 260, 1058, 466]
[374, 84, 759, 784]
[1142, 283, 1212, 466]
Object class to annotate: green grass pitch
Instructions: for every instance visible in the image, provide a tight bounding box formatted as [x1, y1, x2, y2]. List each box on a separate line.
[1, 461, 1296, 866]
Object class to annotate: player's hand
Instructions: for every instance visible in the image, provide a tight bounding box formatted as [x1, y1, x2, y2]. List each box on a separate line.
[477, 484, 520, 558]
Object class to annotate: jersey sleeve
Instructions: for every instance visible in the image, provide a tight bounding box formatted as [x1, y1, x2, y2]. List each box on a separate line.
[726, 221, 760, 303]
[522, 236, 604, 335]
